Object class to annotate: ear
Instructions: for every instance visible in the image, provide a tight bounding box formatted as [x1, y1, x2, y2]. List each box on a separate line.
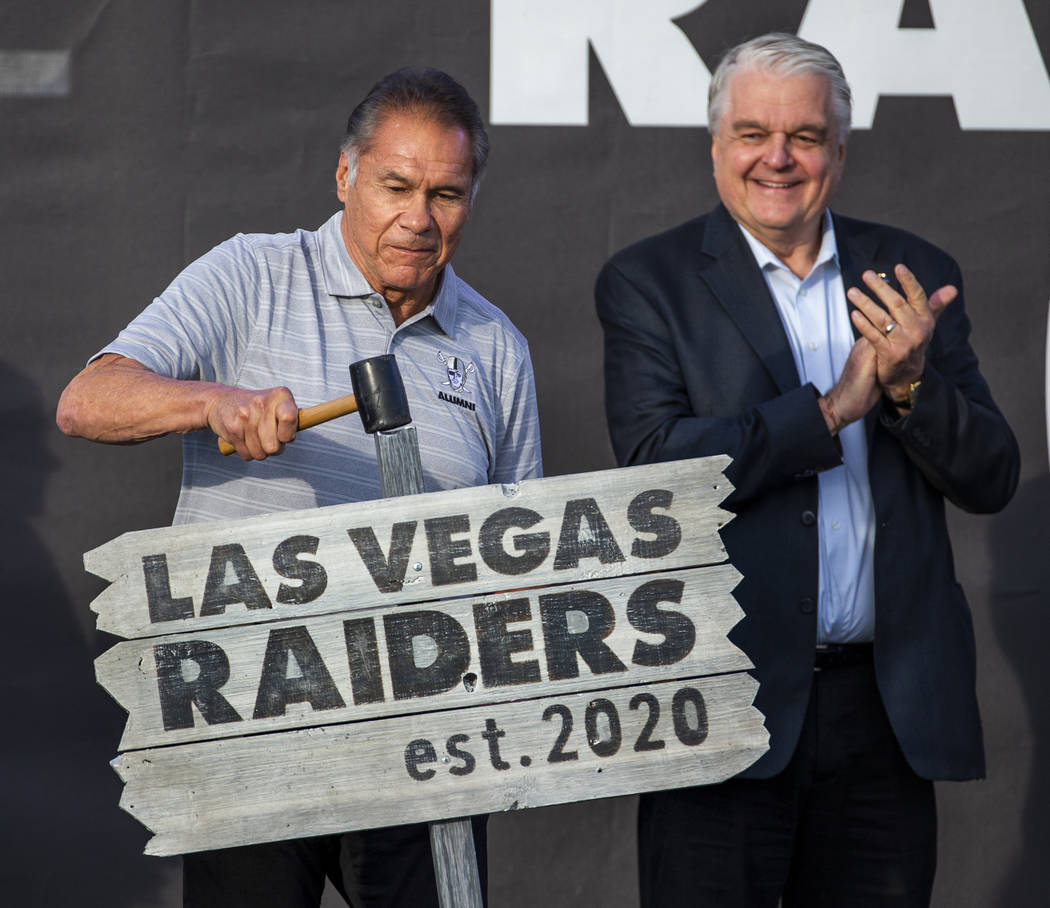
[336, 152, 350, 203]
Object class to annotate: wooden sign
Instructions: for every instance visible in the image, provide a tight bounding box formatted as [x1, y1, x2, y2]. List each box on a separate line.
[87, 456, 769, 856]
[86, 459, 731, 639]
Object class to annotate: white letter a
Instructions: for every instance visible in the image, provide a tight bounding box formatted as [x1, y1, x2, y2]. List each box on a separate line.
[800, 0, 1050, 130]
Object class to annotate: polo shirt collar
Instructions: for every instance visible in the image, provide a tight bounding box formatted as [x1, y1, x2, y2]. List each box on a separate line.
[318, 211, 459, 338]
[318, 212, 374, 298]
[427, 262, 459, 338]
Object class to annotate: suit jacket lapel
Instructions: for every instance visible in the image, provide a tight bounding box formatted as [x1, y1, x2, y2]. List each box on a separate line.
[833, 211, 879, 332]
[698, 205, 801, 394]
[832, 211, 886, 444]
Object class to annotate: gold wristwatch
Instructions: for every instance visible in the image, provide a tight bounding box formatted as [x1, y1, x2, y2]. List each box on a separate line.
[897, 377, 922, 411]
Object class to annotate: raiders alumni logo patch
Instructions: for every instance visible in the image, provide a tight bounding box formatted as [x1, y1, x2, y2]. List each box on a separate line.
[437, 350, 477, 411]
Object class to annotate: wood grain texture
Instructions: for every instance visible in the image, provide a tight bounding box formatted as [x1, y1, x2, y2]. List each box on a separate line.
[113, 673, 767, 856]
[85, 456, 732, 640]
[96, 564, 745, 750]
[430, 820, 484, 908]
[87, 455, 766, 859]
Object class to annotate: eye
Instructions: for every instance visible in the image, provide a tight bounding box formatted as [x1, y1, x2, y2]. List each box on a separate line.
[793, 134, 820, 147]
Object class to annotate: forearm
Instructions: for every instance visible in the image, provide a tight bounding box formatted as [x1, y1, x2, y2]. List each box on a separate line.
[883, 362, 1019, 513]
[56, 354, 224, 444]
[597, 320, 841, 504]
[625, 384, 842, 502]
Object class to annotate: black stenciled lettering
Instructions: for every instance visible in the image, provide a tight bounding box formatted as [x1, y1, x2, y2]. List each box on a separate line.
[482, 718, 511, 770]
[672, 687, 709, 746]
[629, 692, 666, 752]
[252, 626, 346, 719]
[425, 515, 478, 586]
[539, 590, 627, 680]
[384, 610, 471, 700]
[273, 535, 328, 605]
[478, 507, 550, 575]
[627, 489, 682, 559]
[553, 498, 625, 570]
[473, 598, 541, 688]
[446, 734, 476, 776]
[154, 640, 242, 730]
[142, 554, 195, 622]
[343, 617, 385, 704]
[438, 391, 477, 412]
[626, 579, 695, 666]
[404, 738, 438, 781]
[542, 704, 577, 763]
[585, 698, 622, 757]
[347, 522, 417, 593]
[200, 544, 272, 616]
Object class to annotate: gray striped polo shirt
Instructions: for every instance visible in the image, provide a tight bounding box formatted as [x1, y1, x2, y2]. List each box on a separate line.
[100, 211, 543, 525]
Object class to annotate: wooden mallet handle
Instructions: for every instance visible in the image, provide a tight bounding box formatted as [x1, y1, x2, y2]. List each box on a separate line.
[217, 393, 359, 456]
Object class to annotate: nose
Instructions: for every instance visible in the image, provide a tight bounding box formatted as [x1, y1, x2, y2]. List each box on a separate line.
[399, 192, 434, 234]
[762, 133, 793, 169]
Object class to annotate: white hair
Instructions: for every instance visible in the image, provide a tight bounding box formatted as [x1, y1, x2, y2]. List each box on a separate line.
[708, 33, 852, 140]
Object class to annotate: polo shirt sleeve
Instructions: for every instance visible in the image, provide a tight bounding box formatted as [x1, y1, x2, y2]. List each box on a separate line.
[491, 341, 543, 484]
[98, 234, 260, 385]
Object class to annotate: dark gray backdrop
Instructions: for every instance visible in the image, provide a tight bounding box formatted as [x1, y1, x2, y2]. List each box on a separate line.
[3, 1, 1048, 905]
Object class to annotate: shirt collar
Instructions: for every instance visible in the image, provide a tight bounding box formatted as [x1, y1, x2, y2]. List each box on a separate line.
[738, 210, 840, 277]
[317, 210, 459, 338]
[428, 263, 459, 338]
[318, 211, 375, 298]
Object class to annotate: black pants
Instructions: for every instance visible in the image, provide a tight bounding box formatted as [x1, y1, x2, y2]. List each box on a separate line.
[638, 657, 936, 908]
[183, 818, 488, 908]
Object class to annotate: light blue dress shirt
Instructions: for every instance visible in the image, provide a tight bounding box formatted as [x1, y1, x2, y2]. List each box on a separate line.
[739, 214, 876, 644]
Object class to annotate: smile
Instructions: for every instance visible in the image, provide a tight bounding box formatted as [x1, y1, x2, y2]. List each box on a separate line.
[754, 180, 801, 189]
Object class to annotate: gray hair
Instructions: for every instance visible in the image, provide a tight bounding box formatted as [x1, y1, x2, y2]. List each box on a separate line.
[708, 33, 852, 140]
[341, 67, 489, 202]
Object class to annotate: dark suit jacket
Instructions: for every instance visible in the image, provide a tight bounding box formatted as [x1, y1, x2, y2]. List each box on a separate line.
[595, 203, 1019, 780]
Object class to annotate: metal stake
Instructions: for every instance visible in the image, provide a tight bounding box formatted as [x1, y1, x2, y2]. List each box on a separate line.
[351, 355, 484, 908]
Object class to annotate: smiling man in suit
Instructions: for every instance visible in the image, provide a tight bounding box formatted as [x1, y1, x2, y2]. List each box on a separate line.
[595, 32, 1019, 908]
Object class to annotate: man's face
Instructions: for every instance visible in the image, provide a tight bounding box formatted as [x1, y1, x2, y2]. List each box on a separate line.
[711, 68, 846, 254]
[337, 112, 474, 310]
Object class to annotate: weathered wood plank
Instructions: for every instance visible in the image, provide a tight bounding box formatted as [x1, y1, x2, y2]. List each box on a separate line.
[96, 565, 746, 750]
[89, 456, 762, 859]
[113, 673, 767, 857]
[85, 457, 732, 640]
[430, 820, 483, 908]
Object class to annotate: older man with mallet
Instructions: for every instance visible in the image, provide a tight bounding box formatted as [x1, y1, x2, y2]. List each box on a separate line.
[58, 67, 541, 908]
